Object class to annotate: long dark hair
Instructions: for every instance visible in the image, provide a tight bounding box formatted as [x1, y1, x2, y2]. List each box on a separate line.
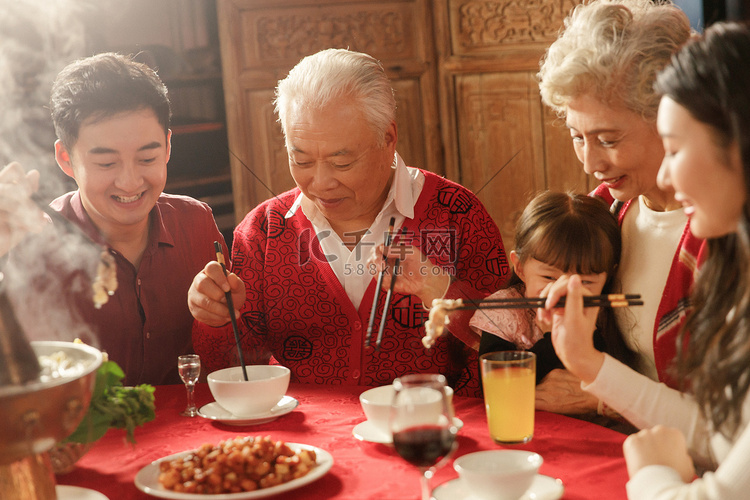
[656, 22, 750, 438]
[513, 191, 635, 366]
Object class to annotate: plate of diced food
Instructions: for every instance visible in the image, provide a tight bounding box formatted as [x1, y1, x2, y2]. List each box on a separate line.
[134, 436, 333, 498]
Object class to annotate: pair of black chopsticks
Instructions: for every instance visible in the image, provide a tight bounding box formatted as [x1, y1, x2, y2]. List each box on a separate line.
[213, 241, 248, 381]
[452, 294, 643, 310]
[365, 217, 399, 349]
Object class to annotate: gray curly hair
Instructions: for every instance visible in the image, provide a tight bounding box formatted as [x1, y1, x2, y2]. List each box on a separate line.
[538, 0, 691, 121]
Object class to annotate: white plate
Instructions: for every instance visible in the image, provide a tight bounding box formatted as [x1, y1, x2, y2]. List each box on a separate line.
[431, 474, 564, 500]
[56, 485, 109, 500]
[198, 396, 299, 425]
[353, 418, 464, 444]
[134, 442, 333, 499]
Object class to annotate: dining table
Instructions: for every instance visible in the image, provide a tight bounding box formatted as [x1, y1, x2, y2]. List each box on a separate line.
[57, 382, 630, 499]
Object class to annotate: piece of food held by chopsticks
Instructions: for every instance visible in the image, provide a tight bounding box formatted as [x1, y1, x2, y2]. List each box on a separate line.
[422, 294, 643, 349]
[92, 250, 117, 309]
[423, 299, 464, 349]
[32, 194, 118, 309]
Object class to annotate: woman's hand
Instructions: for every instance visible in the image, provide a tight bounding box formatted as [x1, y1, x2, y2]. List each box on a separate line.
[539, 274, 604, 385]
[623, 426, 695, 483]
[367, 243, 451, 306]
[0, 162, 45, 256]
[188, 261, 246, 327]
[535, 369, 599, 414]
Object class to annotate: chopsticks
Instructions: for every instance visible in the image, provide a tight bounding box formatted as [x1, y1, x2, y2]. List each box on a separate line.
[375, 251, 400, 350]
[365, 217, 396, 348]
[214, 241, 248, 381]
[452, 294, 643, 310]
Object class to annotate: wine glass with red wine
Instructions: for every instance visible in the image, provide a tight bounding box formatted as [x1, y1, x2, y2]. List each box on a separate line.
[390, 374, 457, 500]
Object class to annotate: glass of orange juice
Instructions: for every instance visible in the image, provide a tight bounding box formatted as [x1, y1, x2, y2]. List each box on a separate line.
[479, 351, 536, 444]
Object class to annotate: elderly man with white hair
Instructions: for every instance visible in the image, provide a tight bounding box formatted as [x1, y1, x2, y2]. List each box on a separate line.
[188, 48, 508, 396]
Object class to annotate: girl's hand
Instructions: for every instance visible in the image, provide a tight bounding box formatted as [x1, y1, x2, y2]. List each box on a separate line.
[367, 243, 451, 306]
[540, 274, 604, 384]
[623, 426, 695, 483]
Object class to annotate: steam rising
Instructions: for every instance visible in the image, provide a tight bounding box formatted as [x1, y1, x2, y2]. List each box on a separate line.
[0, 0, 112, 196]
[0, 0, 105, 345]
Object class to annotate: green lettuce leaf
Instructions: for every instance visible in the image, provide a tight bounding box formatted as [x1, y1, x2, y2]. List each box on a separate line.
[63, 360, 156, 444]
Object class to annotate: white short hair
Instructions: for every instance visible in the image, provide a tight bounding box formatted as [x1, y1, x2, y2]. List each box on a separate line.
[274, 48, 397, 145]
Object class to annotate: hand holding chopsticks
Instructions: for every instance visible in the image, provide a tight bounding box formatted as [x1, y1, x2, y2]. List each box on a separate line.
[422, 292, 643, 349]
[365, 222, 455, 350]
[213, 241, 248, 381]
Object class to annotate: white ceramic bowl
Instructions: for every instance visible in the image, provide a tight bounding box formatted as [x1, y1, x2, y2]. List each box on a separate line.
[359, 385, 395, 435]
[359, 383, 454, 436]
[453, 450, 542, 500]
[207, 365, 290, 417]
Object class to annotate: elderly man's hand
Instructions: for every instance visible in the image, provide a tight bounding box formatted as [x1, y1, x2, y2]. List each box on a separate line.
[367, 243, 451, 306]
[188, 261, 246, 327]
[624, 425, 695, 483]
[535, 369, 599, 414]
[0, 162, 45, 257]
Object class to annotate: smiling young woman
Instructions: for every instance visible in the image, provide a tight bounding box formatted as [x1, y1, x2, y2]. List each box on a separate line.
[656, 97, 745, 240]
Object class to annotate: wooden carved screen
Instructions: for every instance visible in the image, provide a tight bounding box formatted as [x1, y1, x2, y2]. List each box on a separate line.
[217, 0, 592, 248]
[434, 0, 589, 247]
[216, 0, 441, 221]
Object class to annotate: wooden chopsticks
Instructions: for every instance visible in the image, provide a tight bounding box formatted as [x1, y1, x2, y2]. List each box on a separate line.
[214, 241, 248, 381]
[452, 294, 642, 310]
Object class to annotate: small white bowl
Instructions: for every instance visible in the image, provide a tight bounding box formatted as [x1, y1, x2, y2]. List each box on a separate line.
[359, 385, 395, 435]
[453, 450, 542, 500]
[207, 365, 290, 417]
[359, 383, 454, 436]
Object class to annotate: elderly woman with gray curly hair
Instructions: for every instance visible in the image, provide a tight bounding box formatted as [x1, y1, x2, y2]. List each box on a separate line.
[535, 0, 707, 415]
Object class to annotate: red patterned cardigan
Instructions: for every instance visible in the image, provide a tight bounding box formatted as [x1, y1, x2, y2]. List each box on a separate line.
[193, 169, 509, 397]
[592, 184, 707, 388]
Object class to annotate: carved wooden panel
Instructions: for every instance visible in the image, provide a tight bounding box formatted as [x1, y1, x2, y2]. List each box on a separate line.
[391, 79, 429, 172]
[219, 0, 589, 247]
[433, 0, 586, 249]
[449, 0, 581, 55]
[241, 4, 419, 68]
[217, 0, 440, 220]
[244, 88, 291, 203]
[455, 72, 546, 247]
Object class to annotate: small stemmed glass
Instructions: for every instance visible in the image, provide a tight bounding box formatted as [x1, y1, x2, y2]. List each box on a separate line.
[390, 374, 457, 500]
[178, 354, 201, 417]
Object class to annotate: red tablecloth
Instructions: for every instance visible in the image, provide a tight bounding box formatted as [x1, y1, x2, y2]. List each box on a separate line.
[57, 383, 629, 499]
